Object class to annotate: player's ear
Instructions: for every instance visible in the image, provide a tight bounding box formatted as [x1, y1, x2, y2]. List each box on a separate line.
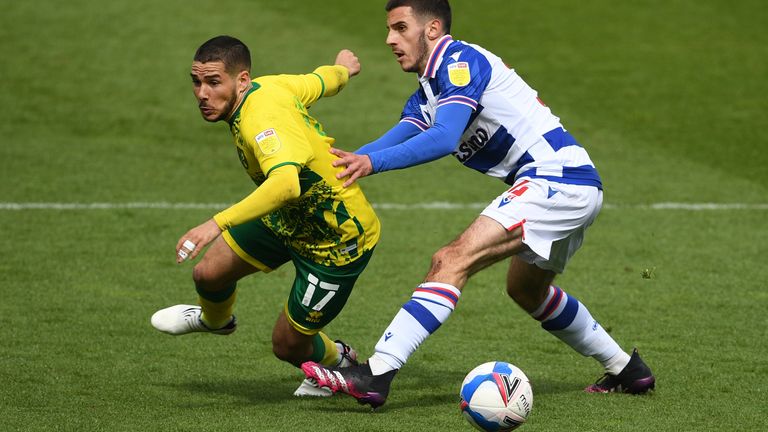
[426, 18, 443, 40]
[236, 70, 251, 91]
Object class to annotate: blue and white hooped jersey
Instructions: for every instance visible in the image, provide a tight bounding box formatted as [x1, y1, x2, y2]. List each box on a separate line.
[401, 35, 602, 188]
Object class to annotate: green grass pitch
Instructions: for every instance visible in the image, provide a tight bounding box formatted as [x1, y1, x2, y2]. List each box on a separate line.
[1, 1, 767, 430]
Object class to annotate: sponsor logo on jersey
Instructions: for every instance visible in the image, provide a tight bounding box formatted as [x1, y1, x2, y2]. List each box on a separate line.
[453, 127, 489, 162]
[255, 128, 281, 155]
[339, 242, 358, 255]
[447, 62, 471, 87]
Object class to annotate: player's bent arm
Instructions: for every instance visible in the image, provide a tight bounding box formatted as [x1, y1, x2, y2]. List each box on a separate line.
[367, 103, 474, 172]
[356, 121, 422, 155]
[312, 64, 350, 97]
[288, 65, 351, 108]
[212, 164, 301, 230]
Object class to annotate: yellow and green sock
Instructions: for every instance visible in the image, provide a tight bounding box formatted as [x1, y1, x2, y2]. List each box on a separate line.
[196, 283, 237, 329]
[310, 331, 340, 366]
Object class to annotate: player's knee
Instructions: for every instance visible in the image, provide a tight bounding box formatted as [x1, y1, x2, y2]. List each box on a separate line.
[429, 245, 468, 276]
[192, 262, 217, 291]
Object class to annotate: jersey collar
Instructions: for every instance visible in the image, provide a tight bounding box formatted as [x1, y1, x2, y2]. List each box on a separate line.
[227, 82, 261, 126]
[422, 34, 454, 79]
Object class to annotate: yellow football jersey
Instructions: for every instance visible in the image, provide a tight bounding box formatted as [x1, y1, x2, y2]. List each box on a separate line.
[225, 66, 380, 266]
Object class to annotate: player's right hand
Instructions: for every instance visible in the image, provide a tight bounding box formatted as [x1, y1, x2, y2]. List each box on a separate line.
[335, 49, 361, 77]
[175, 219, 222, 263]
[330, 147, 372, 187]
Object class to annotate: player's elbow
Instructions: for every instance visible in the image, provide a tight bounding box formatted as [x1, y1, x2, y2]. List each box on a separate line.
[268, 166, 302, 204]
[280, 179, 301, 201]
[273, 173, 301, 204]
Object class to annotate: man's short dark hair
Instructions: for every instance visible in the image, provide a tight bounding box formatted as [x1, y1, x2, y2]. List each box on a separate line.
[194, 35, 251, 76]
[385, 0, 452, 34]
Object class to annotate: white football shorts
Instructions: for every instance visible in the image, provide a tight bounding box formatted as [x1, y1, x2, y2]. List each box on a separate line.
[480, 178, 603, 273]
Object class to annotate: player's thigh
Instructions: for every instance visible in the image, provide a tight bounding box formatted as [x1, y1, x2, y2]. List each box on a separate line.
[223, 218, 292, 272]
[194, 235, 259, 285]
[283, 250, 374, 335]
[196, 219, 292, 285]
[429, 215, 526, 280]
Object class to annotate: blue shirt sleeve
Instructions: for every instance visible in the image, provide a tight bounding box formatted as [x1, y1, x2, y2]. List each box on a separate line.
[366, 103, 474, 173]
[435, 49, 491, 108]
[356, 121, 422, 155]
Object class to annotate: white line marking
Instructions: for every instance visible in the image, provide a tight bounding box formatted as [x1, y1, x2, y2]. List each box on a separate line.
[636, 202, 768, 210]
[0, 202, 767, 211]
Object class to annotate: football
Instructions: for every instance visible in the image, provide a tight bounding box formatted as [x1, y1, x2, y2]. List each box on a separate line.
[459, 362, 533, 431]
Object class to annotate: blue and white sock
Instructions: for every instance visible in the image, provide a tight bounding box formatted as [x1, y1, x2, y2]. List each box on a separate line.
[368, 282, 461, 375]
[532, 286, 630, 375]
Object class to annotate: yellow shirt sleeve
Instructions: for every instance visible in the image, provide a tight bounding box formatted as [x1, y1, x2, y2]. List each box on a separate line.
[312, 64, 350, 98]
[212, 164, 300, 230]
[274, 65, 350, 108]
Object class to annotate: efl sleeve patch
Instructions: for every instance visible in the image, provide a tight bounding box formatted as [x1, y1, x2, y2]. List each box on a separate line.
[255, 128, 282, 155]
[447, 62, 471, 87]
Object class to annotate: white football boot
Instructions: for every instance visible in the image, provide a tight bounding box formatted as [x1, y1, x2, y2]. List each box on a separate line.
[293, 340, 358, 397]
[151, 304, 237, 335]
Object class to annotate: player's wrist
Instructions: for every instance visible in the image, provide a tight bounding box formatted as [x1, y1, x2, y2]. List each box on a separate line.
[212, 213, 229, 231]
[367, 154, 381, 174]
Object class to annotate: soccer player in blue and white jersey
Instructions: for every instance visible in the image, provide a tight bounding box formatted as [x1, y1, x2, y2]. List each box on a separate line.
[302, 0, 655, 407]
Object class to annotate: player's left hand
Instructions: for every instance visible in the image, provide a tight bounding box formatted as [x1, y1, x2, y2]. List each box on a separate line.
[330, 147, 372, 187]
[335, 49, 361, 77]
[175, 218, 222, 263]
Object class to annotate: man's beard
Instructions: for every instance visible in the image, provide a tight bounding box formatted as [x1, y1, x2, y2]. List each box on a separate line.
[405, 32, 430, 73]
[208, 88, 238, 122]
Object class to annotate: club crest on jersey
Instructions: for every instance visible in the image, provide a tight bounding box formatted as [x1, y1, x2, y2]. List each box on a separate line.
[498, 182, 529, 208]
[447, 62, 471, 87]
[255, 128, 281, 155]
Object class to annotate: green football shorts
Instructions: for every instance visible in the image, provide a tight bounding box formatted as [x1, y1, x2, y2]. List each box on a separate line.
[222, 218, 373, 335]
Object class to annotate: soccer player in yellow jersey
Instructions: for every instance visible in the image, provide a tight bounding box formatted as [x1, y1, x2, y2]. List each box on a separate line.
[150, 35, 381, 397]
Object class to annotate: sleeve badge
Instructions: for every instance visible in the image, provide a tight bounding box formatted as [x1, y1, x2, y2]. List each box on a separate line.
[447, 62, 471, 87]
[255, 128, 282, 155]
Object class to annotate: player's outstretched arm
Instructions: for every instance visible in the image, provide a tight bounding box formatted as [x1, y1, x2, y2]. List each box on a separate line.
[292, 51, 357, 106]
[175, 165, 301, 262]
[330, 147, 373, 187]
[335, 49, 360, 77]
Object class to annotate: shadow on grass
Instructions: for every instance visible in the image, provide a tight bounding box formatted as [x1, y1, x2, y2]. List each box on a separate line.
[298, 363, 584, 413]
[156, 358, 584, 411]
[159, 376, 299, 407]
